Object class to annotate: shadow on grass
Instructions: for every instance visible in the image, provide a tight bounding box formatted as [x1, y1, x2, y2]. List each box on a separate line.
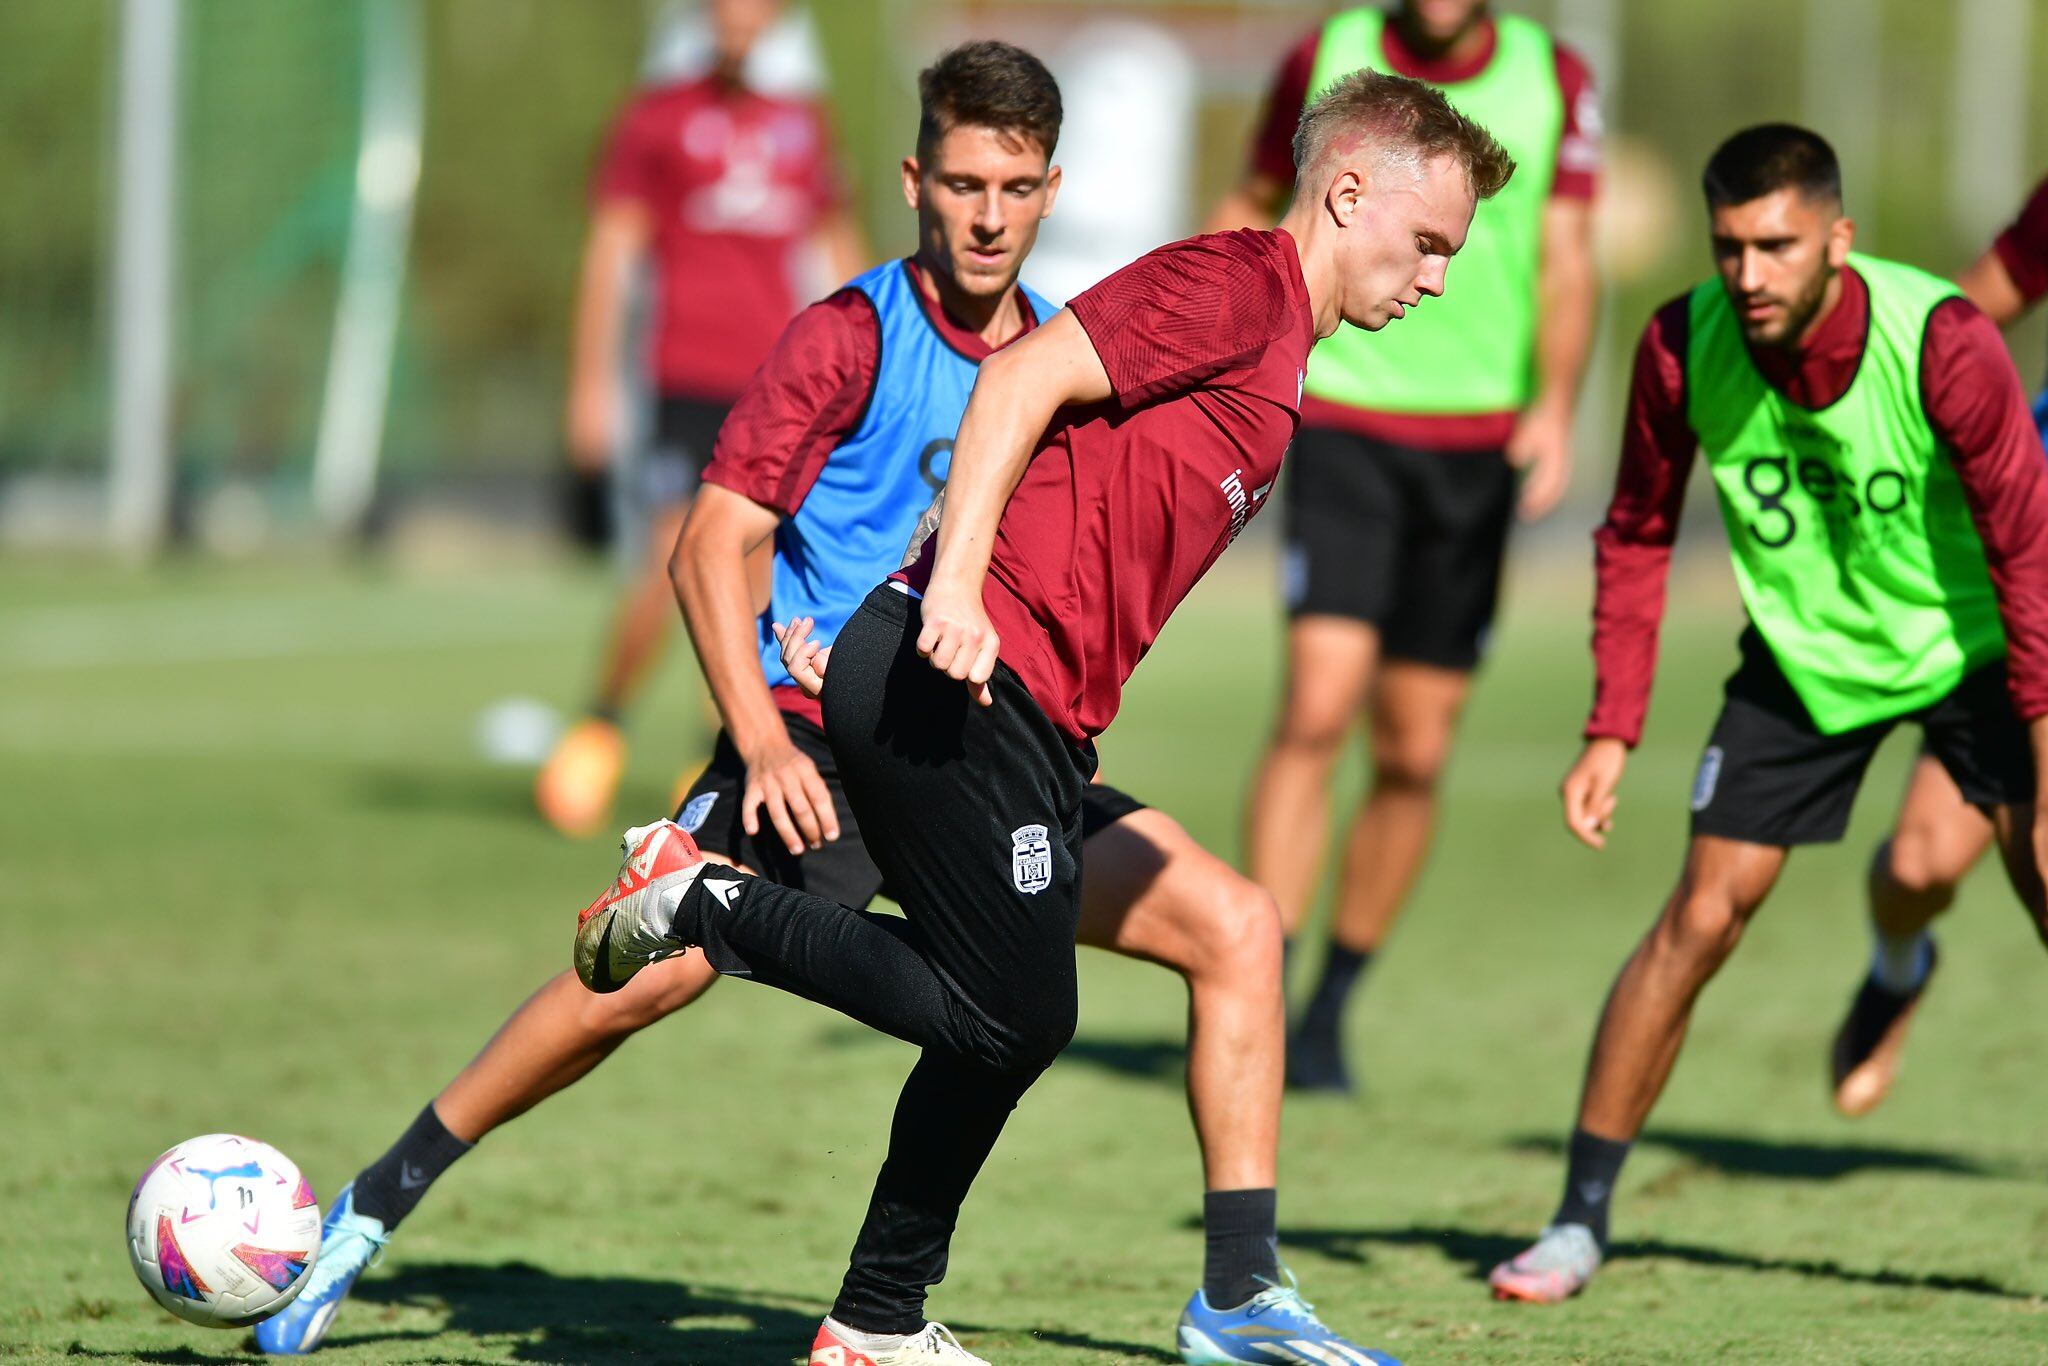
[1279, 1223, 2039, 1302]
[343, 1261, 1176, 1364]
[1509, 1126, 2003, 1180]
[60, 1350, 261, 1365]
[1058, 1035, 1185, 1082]
[354, 767, 541, 823]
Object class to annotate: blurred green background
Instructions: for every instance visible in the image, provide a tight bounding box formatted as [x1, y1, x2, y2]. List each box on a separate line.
[7, 0, 2048, 519]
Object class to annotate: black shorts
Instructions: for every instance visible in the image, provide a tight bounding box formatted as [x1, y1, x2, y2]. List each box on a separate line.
[640, 396, 732, 510]
[1282, 425, 1515, 669]
[1688, 628, 2034, 847]
[675, 709, 1149, 909]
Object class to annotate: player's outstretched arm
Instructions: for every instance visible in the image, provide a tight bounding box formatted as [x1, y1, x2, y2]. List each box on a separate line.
[1957, 247, 2030, 328]
[920, 309, 1113, 703]
[1561, 737, 1628, 850]
[566, 202, 649, 470]
[1509, 197, 1597, 521]
[674, 485, 841, 854]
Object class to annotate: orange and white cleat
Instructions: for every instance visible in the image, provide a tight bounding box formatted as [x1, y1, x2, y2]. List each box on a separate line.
[1830, 942, 1937, 1117]
[809, 1318, 990, 1365]
[535, 718, 626, 838]
[573, 821, 712, 993]
[1489, 1224, 1602, 1304]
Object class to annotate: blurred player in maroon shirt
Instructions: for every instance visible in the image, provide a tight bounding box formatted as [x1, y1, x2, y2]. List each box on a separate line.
[573, 70, 1511, 1362]
[1804, 172, 2048, 1123]
[1209, 0, 1600, 1094]
[537, 0, 866, 838]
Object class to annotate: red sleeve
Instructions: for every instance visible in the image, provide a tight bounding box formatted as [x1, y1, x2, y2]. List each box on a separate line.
[1921, 297, 2048, 723]
[1991, 176, 2048, 305]
[1551, 43, 1601, 201]
[700, 290, 879, 517]
[1586, 298, 1696, 746]
[1069, 233, 1295, 408]
[591, 93, 660, 208]
[1248, 31, 1319, 188]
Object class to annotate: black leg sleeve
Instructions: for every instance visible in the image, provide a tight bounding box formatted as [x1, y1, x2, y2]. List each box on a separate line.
[829, 1050, 1040, 1335]
[678, 871, 986, 1059]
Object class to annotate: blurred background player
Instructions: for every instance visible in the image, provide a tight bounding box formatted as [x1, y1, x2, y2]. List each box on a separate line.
[1489, 125, 2048, 1305]
[1825, 168, 2048, 1119]
[1208, 0, 1599, 1093]
[536, 0, 866, 837]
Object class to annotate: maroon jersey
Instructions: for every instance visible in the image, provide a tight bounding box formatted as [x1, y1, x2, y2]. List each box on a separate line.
[595, 74, 843, 403]
[1247, 14, 1599, 450]
[903, 229, 1316, 743]
[1585, 269, 2048, 746]
[703, 260, 1039, 726]
[1992, 174, 2048, 305]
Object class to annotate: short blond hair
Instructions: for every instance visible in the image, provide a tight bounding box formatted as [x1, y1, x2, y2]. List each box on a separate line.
[1293, 68, 1514, 201]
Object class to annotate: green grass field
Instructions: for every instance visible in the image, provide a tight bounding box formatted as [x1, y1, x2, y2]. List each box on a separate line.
[7, 547, 2048, 1365]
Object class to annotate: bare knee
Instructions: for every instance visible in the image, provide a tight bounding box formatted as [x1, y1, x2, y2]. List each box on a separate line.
[1370, 727, 1454, 794]
[1654, 884, 1752, 971]
[1272, 692, 1355, 756]
[1876, 834, 1961, 906]
[1154, 871, 1284, 985]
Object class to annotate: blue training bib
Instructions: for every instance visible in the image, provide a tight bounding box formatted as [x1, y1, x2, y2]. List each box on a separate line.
[756, 260, 1052, 692]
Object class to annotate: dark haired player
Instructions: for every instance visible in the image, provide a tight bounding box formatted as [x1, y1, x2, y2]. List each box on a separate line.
[1819, 171, 2048, 1120]
[260, 44, 1369, 1365]
[1489, 124, 2048, 1304]
[574, 69, 1511, 1365]
[1211, 0, 1599, 1093]
[536, 0, 865, 838]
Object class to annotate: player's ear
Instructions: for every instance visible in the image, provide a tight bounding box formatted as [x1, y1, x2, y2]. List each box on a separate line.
[1041, 163, 1062, 219]
[901, 155, 923, 211]
[1326, 166, 1365, 228]
[1826, 213, 1855, 268]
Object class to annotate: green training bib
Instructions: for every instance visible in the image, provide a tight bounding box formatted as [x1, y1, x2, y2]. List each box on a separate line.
[1302, 8, 1562, 414]
[1687, 253, 2004, 733]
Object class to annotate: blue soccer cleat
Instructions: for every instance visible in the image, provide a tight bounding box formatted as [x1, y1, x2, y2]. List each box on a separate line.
[1177, 1274, 1400, 1365]
[253, 1182, 388, 1355]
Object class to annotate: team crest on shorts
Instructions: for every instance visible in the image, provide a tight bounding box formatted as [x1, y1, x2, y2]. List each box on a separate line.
[1690, 746, 1723, 812]
[678, 791, 718, 833]
[1011, 823, 1052, 894]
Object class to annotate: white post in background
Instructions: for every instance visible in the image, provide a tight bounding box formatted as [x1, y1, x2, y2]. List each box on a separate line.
[1803, 0, 1882, 242]
[1948, 0, 2030, 246]
[311, 0, 424, 539]
[1032, 20, 1197, 304]
[108, 0, 180, 560]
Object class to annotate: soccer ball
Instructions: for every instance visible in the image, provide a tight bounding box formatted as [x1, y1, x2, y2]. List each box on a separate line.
[126, 1134, 323, 1328]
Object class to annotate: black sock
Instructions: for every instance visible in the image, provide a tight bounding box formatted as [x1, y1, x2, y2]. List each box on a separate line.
[1552, 1127, 1630, 1249]
[350, 1103, 474, 1229]
[1294, 943, 1373, 1041]
[1202, 1188, 1279, 1309]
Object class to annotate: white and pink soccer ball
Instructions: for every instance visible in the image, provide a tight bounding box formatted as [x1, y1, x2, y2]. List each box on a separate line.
[126, 1134, 323, 1328]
